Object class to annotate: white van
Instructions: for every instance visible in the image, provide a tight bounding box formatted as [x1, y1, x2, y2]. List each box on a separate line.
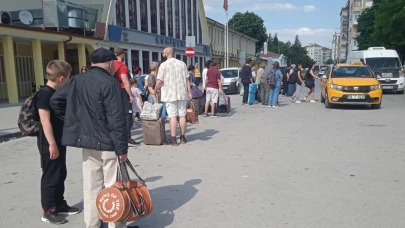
[347, 47, 405, 94]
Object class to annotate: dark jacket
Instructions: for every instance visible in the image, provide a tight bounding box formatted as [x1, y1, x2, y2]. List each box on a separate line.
[50, 67, 128, 155]
[240, 65, 253, 84]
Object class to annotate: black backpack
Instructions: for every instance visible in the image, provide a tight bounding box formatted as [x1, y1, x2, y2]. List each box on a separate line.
[288, 70, 298, 84]
[17, 86, 50, 136]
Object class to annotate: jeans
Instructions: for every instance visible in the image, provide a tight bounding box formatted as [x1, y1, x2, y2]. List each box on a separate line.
[269, 85, 281, 106]
[291, 83, 302, 102]
[260, 80, 270, 105]
[148, 95, 167, 118]
[122, 90, 133, 139]
[287, 83, 296, 96]
[242, 83, 249, 104]
[256, 85, 262, 102]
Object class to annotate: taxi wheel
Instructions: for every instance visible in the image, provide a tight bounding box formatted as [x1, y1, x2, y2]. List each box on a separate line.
[398, 90, 404, 94]
[320, 93, 325, 103]
[371, 102, 381, 109]
[324, 92, 332, 109]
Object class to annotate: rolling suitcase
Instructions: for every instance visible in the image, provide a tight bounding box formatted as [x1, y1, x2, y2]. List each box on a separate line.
[217, 95, 231, 114]
[142, 118, 166, 145]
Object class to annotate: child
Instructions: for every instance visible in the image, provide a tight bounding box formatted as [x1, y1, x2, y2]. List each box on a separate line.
[131, 79, 143, 122]
[36, 60, 80, 224]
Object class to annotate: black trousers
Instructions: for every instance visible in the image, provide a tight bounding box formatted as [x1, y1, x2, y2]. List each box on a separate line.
[242, 83, 249, 104]
[194, 77, 201, 87]
[122, 89, 133, 139]
[282, 77, 289, 95]
[38, 141, 67, 211]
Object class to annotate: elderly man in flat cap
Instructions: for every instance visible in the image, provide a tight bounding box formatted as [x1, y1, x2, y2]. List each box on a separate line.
[51, 48, 137, 228]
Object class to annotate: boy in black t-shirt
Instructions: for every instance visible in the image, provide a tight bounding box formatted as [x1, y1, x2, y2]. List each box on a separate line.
[36, 60, 80, 225]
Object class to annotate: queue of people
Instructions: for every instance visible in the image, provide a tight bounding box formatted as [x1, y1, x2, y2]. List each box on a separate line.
[242, 59, 321, 107]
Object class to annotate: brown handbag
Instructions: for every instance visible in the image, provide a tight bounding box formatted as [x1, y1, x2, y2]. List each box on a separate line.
[96, 159, 153, 223]
[186, 101, 199, 124]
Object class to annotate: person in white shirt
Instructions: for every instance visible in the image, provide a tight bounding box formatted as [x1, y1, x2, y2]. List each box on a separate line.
[201, 60, 212, 91]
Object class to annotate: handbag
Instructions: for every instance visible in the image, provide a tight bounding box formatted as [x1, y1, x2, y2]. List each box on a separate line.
[140, 101, 163, 120]
[191, 87, 203, 99]
[186, 101, 199, 124]
[96, 158, 153, 223]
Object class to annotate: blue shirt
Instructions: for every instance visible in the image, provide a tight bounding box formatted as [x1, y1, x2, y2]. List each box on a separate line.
[274, 69, 283, 86]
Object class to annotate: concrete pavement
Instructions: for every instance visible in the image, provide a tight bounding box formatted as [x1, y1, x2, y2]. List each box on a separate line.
[1, 84, 405, 228]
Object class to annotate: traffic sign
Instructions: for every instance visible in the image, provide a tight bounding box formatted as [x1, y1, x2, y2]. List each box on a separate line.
[186, 47, 195, 58]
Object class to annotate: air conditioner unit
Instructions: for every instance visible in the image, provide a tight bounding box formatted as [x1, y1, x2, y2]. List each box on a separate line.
[0, 10, 12, 24]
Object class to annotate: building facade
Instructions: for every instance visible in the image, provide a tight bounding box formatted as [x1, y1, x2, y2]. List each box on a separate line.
[206, 17, 257, 68]
[348, 0, 373, 51]
[331, 33, 340, 63]
[107, 0, 211, 73]
[306, 43, 323, 65]
[338, 3, 349, 63]
[322, 47, 332, 64]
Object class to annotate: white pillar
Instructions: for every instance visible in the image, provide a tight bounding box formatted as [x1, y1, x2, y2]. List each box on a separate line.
[172, 0, 175, 38]
[136, 0, 141, 30]
[196, 1, 199, 44]
[124, 0, 129, 28]
[191, 0, 194, 36]
[179, 0, 182, 39]
[165, 0, 169, 37]
[149, 51, 152, 66]
[127, 49, 132, 76]
[147, 0, 151, 33]
[156, 0, 160, 35]
[185, 0, 188, 36]
[139, 49, 143, 73]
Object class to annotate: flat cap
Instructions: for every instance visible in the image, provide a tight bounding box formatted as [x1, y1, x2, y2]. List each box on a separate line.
[90, 48, 117, 64]
[114, 47, 127, 56]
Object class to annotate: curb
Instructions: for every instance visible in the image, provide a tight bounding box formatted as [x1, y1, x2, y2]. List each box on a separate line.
[0, 132, 23, 143]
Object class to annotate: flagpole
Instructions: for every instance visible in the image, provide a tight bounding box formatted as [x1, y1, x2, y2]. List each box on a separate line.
[226, 10, 229, 68]
[224, 12, 227, 68]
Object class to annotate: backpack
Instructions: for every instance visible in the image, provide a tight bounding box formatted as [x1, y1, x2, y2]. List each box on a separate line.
[17, 90, 42, 136]
[113, 65, 131, 83]
[263, 67, 276, 85]
[288, 70, 298, 84]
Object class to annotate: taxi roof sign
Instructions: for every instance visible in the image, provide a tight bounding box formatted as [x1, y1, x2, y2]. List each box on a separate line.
[351, 62, 364, 66]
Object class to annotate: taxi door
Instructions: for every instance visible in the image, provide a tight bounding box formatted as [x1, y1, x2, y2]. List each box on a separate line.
[320, 67, 330, 97]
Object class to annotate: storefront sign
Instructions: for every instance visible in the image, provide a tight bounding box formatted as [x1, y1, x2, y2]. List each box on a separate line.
[155, 36, 186, 48]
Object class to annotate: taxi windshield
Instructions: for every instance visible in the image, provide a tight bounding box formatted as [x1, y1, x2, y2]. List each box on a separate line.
[331, 66, 374, 78]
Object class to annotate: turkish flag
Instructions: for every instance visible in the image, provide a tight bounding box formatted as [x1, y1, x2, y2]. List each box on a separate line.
[223, 0, 228, 11]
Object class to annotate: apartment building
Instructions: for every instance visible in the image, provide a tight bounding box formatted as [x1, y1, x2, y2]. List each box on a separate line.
[306, 43, 332, 65]
[322, 47, 332, 64]
[348, 0, 373, 51]
[338, 2, 349, 63]
[331, 33, 340, 63]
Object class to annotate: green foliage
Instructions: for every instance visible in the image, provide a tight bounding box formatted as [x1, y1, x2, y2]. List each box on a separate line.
[356, 7, 377, 50]
[325, 59, 334, 64]
[228, 12, 268, 53]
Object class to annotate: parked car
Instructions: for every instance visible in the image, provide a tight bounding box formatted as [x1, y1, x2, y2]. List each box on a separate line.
[219, 67, 241, 94]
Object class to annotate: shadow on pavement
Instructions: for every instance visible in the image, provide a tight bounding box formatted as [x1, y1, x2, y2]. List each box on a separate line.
[130, 179, 202, 228]
[186, 128, 219, 142]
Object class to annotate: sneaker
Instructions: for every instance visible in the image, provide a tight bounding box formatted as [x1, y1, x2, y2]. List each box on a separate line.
[128, 138, 140, 145]
[304, 97, 307, 102]
[57, 204, 81, 215]
[41, 208, 67, 225]
[179, 136, 188, 144]
[295, 100, 302, 104]
[203, 113, 209, 117]
[310, 100, 316, 103]
[210, 114, 218, 118]
[289, 97, 293, 101]
[268, 105, 273, 108]
[273, 106, 279, 108]
[166, 138, 179, 146]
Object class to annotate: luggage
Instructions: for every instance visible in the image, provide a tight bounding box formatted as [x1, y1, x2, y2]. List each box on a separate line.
[186, 101, 199, 124]
[239, 84, 244, 96]
[140, 102, 162, 121]
[247, 83, 257, 105]
[191, 87, 203, 99]
[142, 118, 166, 145]
[96, 159, 153, 223]
[217, 94, 230, 114]
[191, 98, 202, 115]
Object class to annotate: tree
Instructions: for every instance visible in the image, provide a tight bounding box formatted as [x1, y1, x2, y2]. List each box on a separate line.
[228, 12, 268, 53]
[293, 35, 301, 47]
[267, 33, 274, 51]
[356, 7, 377, 50]
[325, 59, 334, 64]
[273, 33, 279, 47]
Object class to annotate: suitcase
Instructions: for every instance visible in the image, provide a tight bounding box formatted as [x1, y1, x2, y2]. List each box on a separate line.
[142, 118, 166, 145]
[218, 95, 231, 114]
[191, 98, 201, 115]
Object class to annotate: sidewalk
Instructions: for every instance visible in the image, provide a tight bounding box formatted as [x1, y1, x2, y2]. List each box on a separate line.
[0, 103, 22, 141]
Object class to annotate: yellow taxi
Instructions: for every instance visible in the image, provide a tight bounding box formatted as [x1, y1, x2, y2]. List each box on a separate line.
[320, 62, 382, 109]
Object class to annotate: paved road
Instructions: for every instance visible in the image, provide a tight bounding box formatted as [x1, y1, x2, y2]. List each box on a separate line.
[1, 84, 405, 228]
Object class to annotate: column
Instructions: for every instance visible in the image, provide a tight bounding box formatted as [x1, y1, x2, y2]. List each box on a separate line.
[57, 42, 65, 60]
[179, 0, 182, 39]
[185, 0, 188, 36]
[77, 43, 86, 71]
[2, 35, 18, 103]
[124, 0, 130, 28]
[136, 0, 141, 30]
[156, 0, 161, 35]
[147, 0, 151, 33]
[138, 49, 143, 72]
[32, 39, 45, 91]
[127, 49, 132, 73]
[196, 1, 199, 43]
[191, 0, 194, 36]
[172, 0, 175, 38]
[165, 0, 168, 37]
[149, 51, 152, 65]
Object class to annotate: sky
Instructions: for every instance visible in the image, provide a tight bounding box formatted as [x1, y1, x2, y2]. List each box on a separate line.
[204, 0, 347, 49]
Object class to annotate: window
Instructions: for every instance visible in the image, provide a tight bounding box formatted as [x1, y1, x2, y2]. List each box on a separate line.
[131, 50, 140, 69]
[140, 0, 148, 32]
[159, 0, 166, 35]
[193, 0, 197, 36]
[168, 0, 173, 37]
[142, 51, 150, 74]
[181, 0, 186, 40]
[150, 0, 157, 34]
[176, 55, 181, 60]
[187, 0, 192, 35]
[183, 55, 187, 64]
[174, 0, 180, 39]
[365, 58, 402, 69]
[332, 66, 373, 78]
[128, 0, 138, 30]
[115, 0, 126, 27]
[152, 52, 159, 62]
